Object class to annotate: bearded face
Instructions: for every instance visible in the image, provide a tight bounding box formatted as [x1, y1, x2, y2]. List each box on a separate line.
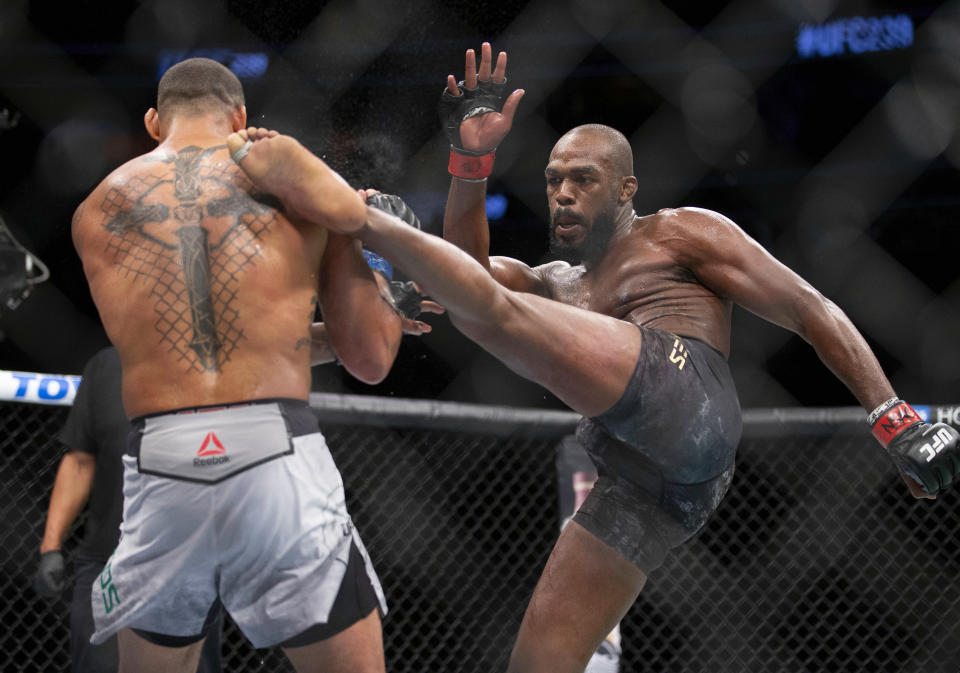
[544, 128, 634, 266]
[548, 198, 618, 265]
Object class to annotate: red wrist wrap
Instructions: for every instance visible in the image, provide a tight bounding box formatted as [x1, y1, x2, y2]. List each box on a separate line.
[448, 149, 495, 180]
[871, 402, 921, 446]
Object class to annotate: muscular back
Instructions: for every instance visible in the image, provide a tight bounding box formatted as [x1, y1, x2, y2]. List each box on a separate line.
[535, 210, 733, 356]
[73, 141, 328, 417]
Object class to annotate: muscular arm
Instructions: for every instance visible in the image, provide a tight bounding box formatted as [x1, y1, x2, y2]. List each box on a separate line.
[40, 451, 96, 553]
[440, 42, 538, 293]
[318, 232, 402, 384]
[672, 208, 895, 411]
[443, 178, 492, 269]
[442, 179, 546, 294]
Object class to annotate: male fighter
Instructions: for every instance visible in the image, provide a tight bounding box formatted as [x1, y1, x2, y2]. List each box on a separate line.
[227, 46, 959, 673]
[72, 57, 403, 673]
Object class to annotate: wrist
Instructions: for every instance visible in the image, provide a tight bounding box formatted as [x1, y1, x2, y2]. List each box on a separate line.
[448, 147, 495, 181]
[867, 397, 901, 425]
[870, 398, 922, 447]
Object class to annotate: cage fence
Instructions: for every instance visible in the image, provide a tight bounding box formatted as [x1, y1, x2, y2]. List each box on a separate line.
[2, 391, 959, 672]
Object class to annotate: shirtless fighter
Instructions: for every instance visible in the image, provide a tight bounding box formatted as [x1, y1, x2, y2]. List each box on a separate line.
[72, 58, 403, 673]
[227, 45, 960, 673]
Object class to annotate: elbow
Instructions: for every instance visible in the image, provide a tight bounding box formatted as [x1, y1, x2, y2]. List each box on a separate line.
[792, 286, 846, 341]
[343, 349, 395, 385]
[337, 333, 399, 385]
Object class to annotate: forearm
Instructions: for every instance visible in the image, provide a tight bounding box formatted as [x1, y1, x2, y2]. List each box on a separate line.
[443, 177, 492, 270]
[320, 235, 402, 384]
[41, 452, 94, 552]
[334, 299, 401, 384]
[800, 299, 895, 411]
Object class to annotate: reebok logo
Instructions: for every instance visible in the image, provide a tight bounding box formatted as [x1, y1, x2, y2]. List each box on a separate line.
[197, 432, 226, 456]
[194, 432, 230, 467]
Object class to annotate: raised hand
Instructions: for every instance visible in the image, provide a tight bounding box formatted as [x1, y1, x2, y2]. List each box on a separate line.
[440, 42, 525, 154]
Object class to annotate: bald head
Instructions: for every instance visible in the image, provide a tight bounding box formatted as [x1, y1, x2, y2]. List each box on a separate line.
[157, 58, 245, 119]
[555, 124, 634, 178]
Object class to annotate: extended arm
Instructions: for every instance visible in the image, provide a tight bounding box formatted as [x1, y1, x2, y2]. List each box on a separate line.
[673, 207, 958, 496]
[674, 208, 890, 408]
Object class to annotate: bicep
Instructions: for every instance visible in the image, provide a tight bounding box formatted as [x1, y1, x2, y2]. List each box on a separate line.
[678, 209, 823, 333]
[490, 256, 549, 296]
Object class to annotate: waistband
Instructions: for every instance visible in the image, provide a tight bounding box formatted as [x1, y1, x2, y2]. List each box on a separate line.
[674, 333, 728, 363]
[129, 398, 318, 439]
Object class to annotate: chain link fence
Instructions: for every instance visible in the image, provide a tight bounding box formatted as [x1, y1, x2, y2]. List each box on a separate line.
[3, 394, 959, 672]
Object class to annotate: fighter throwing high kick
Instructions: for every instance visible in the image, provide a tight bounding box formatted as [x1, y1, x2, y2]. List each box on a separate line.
[228, 43, 959, 673]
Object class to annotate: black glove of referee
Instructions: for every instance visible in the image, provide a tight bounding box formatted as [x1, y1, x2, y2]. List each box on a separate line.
[34, 549, 66, 598]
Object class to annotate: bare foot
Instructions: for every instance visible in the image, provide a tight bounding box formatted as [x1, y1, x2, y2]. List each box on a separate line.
[227, 128, 365, 235]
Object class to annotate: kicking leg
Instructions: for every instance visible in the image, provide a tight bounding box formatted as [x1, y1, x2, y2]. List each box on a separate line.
[360, 207, 643, 417]
[227, 128, 366, 234]
[508, 521, 646, 673]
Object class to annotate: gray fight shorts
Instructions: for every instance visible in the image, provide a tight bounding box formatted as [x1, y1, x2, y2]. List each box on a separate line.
[90, 399, 386, 648]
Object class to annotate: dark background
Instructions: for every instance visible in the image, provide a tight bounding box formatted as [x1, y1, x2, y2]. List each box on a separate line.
[1, 0, 958, 410]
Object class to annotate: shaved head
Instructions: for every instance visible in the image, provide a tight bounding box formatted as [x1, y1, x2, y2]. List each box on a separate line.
[555, 124, 634, 178]
[545, 124, 638, 265]
[157, 58, 245, 119]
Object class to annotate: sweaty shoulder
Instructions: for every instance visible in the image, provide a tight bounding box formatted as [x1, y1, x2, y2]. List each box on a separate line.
[532, 260, 573, 283]
[490, 255, 557, 295]
[642, 207, 745, 265]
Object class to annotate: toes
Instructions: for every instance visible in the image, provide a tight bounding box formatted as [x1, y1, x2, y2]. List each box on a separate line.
[227, 133, 253, 164]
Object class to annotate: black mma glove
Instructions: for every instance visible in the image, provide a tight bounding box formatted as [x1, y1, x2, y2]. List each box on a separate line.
[439, 78, 510, 151]
[438, 78, 508, 180]
[364, 194, 426, 320]
[870, 398, 960, 496]
[34, 549, 65, 598]
[365, 193, 423, 231]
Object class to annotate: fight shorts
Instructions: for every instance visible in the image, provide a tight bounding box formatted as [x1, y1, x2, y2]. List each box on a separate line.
[573, 326, 742, 574]
[90, 398, 387, 649]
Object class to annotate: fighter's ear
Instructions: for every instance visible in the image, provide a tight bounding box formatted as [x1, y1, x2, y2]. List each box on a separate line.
[144, 108, 161, 141]
[231, 106, 247, 133]
[619, 176, 638, 203]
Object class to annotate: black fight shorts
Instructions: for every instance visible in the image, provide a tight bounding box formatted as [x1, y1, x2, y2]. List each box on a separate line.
[573, 326, 742, 574]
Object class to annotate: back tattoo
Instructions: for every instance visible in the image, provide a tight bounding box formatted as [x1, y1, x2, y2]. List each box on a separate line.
[99, 145, 279, 373]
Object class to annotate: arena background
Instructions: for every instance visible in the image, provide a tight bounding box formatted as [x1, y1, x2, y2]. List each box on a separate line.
[1, 0, 959, 409]
[1, 0, 960, 671]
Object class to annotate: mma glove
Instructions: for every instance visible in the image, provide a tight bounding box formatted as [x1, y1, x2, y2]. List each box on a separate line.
[363, 193, 425, 320]
[438, 78, 509, 181]
[365, 193, 423, 231]
[870, 398, 960, 496]
[34, 549, 66, 598]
